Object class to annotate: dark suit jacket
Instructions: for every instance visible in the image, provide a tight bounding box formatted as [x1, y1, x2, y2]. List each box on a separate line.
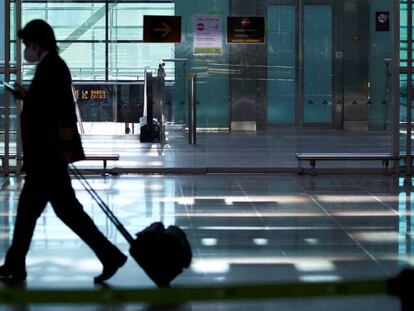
[21, 51, 85, 172]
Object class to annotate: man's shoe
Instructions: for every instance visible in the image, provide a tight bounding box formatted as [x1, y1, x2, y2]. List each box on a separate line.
[94, 254, 127, 283]
[0, 265, 27, 282]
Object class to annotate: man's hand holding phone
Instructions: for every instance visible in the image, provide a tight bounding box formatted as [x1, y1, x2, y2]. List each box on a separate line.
[2, 81, 28, 99]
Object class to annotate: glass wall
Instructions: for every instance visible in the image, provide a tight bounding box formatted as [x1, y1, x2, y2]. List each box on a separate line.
[11, 1, 175, 81]
[2, 0, 400, 171]
[9, 0, 174, 136]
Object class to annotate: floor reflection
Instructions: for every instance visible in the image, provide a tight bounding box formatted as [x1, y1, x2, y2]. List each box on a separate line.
[0, 174, 409, 310]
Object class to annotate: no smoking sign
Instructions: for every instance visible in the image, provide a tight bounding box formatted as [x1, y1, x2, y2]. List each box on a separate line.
[376, 11, 390, 31]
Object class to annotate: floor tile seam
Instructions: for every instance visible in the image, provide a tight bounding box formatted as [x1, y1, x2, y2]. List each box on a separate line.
[367, 191, 400, 215]
[234, 177, 268, 229]
[305, 190, 369, 194]
[0, 176, 11, 190]
[307, 194, 390, 276]
[350, 178, 400, 196]
[176, 179, 202, 262]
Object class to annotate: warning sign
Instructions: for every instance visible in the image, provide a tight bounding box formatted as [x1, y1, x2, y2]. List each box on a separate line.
[144, 15, 181, 43]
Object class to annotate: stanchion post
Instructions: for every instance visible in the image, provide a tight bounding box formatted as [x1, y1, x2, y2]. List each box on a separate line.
[188, 73, 196, 145]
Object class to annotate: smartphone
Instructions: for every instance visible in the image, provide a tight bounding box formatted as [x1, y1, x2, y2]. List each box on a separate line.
[1, 81, 17, 93]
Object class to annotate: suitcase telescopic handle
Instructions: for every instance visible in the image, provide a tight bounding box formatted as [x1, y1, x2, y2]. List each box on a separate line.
[70, 164, 135, 244]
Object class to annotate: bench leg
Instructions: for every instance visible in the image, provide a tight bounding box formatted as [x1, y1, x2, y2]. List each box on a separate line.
[310, 160, 316, 176]
[383, 160, 390, 176]
[298, 161, 305, 175]
[102, 160, 108, 177]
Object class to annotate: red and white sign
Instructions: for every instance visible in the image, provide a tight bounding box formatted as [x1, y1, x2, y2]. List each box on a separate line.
[194, 16, 222, 55]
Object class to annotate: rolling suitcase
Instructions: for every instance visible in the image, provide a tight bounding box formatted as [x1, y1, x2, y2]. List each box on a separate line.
[70, 165, 192, 287]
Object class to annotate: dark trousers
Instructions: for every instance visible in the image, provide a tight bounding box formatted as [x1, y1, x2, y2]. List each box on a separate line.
[4, 165, 121, 271]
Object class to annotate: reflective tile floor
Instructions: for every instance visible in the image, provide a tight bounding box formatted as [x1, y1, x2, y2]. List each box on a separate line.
[0, 173, 411, 310]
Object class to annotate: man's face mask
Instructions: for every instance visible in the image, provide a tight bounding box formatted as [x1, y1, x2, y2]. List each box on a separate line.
[24, 46, 39, 63]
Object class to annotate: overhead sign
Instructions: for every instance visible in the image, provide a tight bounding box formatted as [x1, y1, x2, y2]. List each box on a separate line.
[144, 15, 181, 43]
[376, 12, 390, 31]
[194, 16, 223, 55]
[227, 16, 265, 44]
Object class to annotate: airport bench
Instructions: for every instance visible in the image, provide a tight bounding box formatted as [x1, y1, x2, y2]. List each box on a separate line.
[0, 154, 120, 175]
[83, 154, 120, 174]
[83, 154, 120, 170]
[295, 153, 401, 176]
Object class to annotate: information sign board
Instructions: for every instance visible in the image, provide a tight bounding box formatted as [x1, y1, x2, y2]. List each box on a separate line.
[144, 15, 182, 43]
[194, 16, 223, 55]
[227, 16, 265, 44]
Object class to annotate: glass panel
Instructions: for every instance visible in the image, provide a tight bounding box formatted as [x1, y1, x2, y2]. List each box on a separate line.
[62, 43, 106, 81]
[20, 43, 106, 81]
[267, 5, 296, 124]
[109, 3, 174, 40]
[303, 5, 332, 123]
[171, 61, 187, 125]
[11, 3, 106, 41]
[175, 0, 230, 132]
[109, 43, 174, 80]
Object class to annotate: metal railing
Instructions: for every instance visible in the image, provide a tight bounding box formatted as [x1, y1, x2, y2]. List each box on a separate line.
[188, 73, 197, 145]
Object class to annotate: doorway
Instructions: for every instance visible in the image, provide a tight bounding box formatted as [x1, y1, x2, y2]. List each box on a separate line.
[267, 1, 374, 129]
[267, 2, 334, 127]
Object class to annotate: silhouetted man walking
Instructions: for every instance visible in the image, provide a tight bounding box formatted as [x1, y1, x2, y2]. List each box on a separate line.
[0, 19, 127, 283]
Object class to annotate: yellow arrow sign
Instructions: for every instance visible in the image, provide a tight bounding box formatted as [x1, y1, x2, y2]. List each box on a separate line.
[154, 22, 172, 38]
[144, 16, 181, 43]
